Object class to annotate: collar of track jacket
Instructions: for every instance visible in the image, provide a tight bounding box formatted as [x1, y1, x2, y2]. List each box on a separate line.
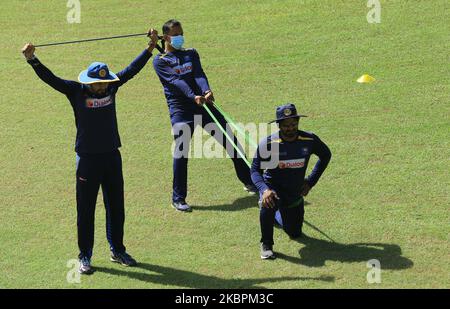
[78, 62, 120, 84]
[270, 103, 307, 123]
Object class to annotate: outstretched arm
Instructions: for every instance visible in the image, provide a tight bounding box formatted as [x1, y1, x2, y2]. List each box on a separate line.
[22, 43, 79, 95]
[115, 28, 159, 87]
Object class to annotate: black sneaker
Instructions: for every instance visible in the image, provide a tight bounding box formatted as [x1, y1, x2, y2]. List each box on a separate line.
[79, 256, 94, 275]
[244, 184, 257, 195]
[172, 201, 192, 212]
[110, 252, 138, 267]
[260, 243, 276, 260]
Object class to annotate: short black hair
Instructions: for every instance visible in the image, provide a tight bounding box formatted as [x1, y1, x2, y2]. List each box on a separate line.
[162, 19, 182, 35]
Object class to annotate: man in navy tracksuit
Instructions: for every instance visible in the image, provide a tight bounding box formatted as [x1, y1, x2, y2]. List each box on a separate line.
[153, 19, 256, 212]
[251, 104, 332, 259]
[22, 30, 158, 274]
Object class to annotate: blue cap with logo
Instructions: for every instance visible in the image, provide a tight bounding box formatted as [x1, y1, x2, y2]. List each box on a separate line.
[269, 103, 307, 123]
[78, 62, 120, 84]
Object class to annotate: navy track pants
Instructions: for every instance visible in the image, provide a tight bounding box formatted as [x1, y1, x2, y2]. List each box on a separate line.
[75, 149, 126, 259]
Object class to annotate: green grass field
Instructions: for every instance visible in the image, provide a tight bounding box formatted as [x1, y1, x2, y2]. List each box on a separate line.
[0, 0, 449, 288]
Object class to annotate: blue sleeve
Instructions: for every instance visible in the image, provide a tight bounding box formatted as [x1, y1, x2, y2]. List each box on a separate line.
[27, 58, 79, 95]
[153, 55, 196, 101]
[307, 135, 332, 187]
[115, 49, 152, 87]
[251, 142, 270, 195]
[191, 49, 211, 95]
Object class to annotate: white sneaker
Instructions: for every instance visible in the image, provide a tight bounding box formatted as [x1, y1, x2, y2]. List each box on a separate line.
[260, 243, 276, 260]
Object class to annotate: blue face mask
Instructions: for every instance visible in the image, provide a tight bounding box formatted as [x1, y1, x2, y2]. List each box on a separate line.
[170, 35, 184, 50]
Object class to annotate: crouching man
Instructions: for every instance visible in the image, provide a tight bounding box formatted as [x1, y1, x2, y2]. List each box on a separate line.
[251, 103, 331, 260]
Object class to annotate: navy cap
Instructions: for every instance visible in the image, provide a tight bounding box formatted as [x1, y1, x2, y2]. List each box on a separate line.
[78, 62, 119, 84]
[269, 103, 307, 123]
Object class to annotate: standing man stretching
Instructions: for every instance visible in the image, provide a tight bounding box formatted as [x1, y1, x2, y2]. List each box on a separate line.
[251, 104, 332, 260]
[153, 19, 256, 212]
[22, 29, 159, 274]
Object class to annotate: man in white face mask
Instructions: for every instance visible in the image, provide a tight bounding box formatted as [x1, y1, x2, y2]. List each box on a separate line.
[152, 19, 256, 212]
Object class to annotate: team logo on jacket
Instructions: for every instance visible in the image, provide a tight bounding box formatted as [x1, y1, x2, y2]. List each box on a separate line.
[85, 95, 113, 108]
[173, 62, 193, 75]
[278, 158, 305, 169]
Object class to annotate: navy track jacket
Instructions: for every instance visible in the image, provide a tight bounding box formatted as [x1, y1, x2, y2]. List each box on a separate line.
[153, 48, 210, 114]
[251, 130, 332, 206]
[27, 50, 152, 154]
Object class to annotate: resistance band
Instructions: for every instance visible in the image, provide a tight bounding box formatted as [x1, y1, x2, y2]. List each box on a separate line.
[203, 104, 251, 168]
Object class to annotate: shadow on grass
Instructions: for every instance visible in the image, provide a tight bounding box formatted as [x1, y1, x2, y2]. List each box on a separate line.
[191, 195, 257, 212]
[277, 234, 414, 270]
[191, 196, 310, 212]
[95, 262, 334, 288]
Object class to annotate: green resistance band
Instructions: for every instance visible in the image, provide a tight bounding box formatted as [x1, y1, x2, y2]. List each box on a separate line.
[203, 104, 252, 168]
[213, 102, 259, 149]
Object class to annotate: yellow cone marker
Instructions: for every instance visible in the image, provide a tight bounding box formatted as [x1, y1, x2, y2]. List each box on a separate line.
[357, 74, 376, 83]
